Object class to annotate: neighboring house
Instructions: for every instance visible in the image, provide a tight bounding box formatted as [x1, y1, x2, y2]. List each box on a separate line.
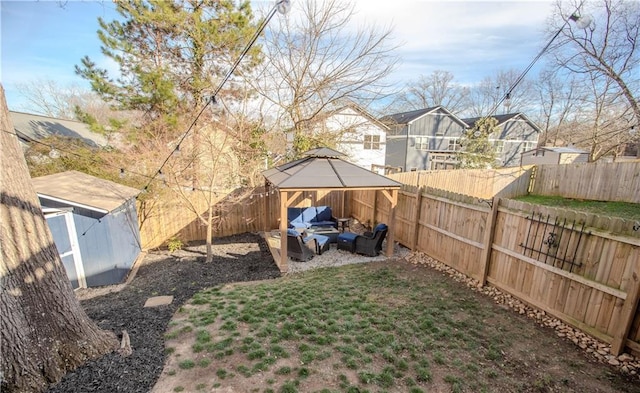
[287, 103, 390, 174]
[10, 110, 108, 150]
[32, 171, 141, 289]
[380, 106, 468, 171]
[462, 113, 540, 167]
[327, 104, 389, 174]
[521, 146, 589, 166]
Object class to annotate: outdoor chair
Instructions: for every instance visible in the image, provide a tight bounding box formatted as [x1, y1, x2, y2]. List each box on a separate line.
[286, 229, 330, 261]
[337, 223, 388, 257]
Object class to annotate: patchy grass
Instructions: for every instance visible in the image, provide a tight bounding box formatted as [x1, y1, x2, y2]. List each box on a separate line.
[158, 261, 639, 393]
[515, 194, 640, 220]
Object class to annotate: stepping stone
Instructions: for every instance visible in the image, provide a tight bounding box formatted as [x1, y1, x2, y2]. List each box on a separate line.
[144, 295, 174, 308]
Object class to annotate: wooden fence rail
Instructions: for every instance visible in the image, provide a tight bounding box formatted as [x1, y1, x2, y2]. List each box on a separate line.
[387, 166, 533, 199]
[348, 185, 640, 356]
[531, 161, 640, 203]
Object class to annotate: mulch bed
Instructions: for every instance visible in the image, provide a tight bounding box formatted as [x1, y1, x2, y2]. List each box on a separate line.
[47, 233, 281, 393]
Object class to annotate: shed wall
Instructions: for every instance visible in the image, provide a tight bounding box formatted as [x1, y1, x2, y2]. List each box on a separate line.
[41, 198, 140, 287]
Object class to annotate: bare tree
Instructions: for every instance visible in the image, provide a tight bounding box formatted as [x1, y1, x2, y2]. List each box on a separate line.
[250, 0, 399, 157]
[534, 69, 586, 145]
[548, 0, 640, 153]
[391, 70, 469, 114]
[465, 69, 536, 118]
[15, 80, 115, 121]
[558, 76, 636, 160]
[163, 118, 244, 262]
[0, 85, 118, 392]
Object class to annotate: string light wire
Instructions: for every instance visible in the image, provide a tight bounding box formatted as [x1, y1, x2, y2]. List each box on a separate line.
[140, 0, 290, 193]
[483, 6, 589, 121]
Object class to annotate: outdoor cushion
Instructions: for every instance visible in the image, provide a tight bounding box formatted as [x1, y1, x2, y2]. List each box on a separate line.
[315, 206, 333, 222]
[304, 234, 330, 255]
[302, 207, 318, 223]
[287, 206, 337, 229]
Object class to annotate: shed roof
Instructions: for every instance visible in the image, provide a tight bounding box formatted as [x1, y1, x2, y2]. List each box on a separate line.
[10, 111, 108, 148]
[32, 170, 139, 213]
[263, 148, 401, 190]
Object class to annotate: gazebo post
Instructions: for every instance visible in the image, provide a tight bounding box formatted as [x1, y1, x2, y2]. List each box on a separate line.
[383, 189, 398, 257]
[264, 179, 271, 232]
[279, 190, 288, 273]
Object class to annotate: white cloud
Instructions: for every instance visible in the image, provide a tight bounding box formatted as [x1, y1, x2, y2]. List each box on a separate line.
[349, 0, 555, 84]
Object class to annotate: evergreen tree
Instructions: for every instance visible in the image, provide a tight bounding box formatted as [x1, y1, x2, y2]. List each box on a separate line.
[459, 117, 499, 169]
[75, 0, 260, 136]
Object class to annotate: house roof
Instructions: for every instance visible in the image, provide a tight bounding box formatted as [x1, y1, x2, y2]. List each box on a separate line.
[263, 148, 401, 190]
[461, 112, 543, 133]
[327, 102, 389, 131]
[379, 107, 441, 125]
[32, 170, 139, 213]
[10, 111, 108, 148]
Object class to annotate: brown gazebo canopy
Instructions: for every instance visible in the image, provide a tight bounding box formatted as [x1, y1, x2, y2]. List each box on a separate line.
[262, 147, 401, 272]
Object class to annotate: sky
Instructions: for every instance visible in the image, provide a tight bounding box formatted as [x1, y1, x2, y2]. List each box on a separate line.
[1, 0, 556, 113]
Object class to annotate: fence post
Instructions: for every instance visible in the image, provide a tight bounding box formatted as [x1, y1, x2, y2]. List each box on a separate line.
[411, 187, 424, 251]
[478, 196, 499, 285]
[610, 262, 640, 356]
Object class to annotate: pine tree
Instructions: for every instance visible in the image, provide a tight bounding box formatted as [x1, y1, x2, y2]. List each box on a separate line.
[75, 0, 260, 137]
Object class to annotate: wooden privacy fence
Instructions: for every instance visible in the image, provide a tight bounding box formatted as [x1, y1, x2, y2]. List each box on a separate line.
[137, 190, 216, 250]
[349, 185, 640, 356]
[139, 187, 351, 249]
[532, 161, 640, 203]
[387, 166, 533, 199]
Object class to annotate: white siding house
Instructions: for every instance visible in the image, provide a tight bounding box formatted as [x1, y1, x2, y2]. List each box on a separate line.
[315, 104, 389, 174]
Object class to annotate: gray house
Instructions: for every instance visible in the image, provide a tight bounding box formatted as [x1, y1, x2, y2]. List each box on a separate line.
[380, 106, 468, 171]
[521, 146, 589, 166]
[462, 113, 540, 167]
[32, 171, 141, 289]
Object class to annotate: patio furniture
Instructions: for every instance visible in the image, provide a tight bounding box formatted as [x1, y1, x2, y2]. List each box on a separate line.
[287, 229, 330, 261]
[337, 232, 358, 253]
[304, 226, 340, 243]
[337, 223, 388, 257]
[287, 206, 338, 230]
[337, 217, 350, 233]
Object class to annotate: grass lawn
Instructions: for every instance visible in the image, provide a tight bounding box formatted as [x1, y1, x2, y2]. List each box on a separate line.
[515, 194, 640, 221]
[154, 260, 639, 393]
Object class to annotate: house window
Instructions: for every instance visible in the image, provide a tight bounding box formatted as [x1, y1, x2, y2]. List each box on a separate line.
[448, 138, 461, 151]
[364, 135, 380, 150]
[415, 136, 429, 150]
[521, 142, 535, 153]
[494, 140, 505, 154]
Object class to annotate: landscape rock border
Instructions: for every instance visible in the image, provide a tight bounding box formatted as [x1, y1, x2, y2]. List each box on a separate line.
[404, 251, 640, 378]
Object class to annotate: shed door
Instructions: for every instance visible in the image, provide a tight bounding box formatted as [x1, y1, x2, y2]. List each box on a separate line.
[45, 211, 86, 289]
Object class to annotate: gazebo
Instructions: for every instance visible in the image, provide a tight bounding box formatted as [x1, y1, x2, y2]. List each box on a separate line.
[262, 147, 402, 272]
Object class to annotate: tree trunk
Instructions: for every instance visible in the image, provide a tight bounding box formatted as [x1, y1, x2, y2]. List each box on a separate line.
[205, 203, 214, 263]
[0, 85, 118, 393]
